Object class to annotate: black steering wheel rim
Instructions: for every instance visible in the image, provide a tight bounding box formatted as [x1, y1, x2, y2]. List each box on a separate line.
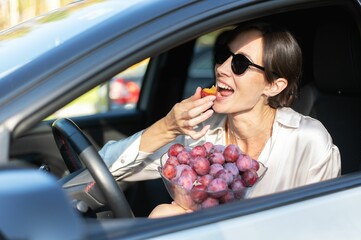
[52, 118, 134, 218]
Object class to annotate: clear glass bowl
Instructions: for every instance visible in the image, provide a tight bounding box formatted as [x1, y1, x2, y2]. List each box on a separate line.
[158, 152, 268, 211]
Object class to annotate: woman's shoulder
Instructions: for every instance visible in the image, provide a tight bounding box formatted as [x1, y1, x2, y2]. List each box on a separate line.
[278, 107, 332, 144]
[278, 107, 326, 130]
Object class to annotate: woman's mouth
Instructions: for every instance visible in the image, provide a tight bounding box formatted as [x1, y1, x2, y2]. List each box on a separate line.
[217, 82, 234, 97]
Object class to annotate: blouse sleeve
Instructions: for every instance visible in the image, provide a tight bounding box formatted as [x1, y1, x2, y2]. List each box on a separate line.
[307, 145, 341, 184]
[98, 130, 157, 181]
[306, 126, 341, 184]
[98, 130, 185, 181]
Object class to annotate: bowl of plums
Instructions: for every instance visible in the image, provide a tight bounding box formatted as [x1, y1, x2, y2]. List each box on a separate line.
[158, 142, 268, 211]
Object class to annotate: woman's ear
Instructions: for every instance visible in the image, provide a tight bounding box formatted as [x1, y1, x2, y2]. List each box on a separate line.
[264, 78, 288, 97]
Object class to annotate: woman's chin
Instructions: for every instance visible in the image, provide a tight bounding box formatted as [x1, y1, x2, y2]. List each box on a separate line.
[212, 103, 223, 114]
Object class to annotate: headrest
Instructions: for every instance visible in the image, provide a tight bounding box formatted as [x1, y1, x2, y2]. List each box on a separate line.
[313, 17, 361, 94]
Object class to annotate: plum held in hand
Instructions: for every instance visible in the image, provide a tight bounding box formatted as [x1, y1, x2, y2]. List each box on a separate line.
[159, 143, 267, 211]
[201, 85, 217, 98]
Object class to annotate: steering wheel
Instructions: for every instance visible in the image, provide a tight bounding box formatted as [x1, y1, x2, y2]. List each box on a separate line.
[52, 118, 134, 218]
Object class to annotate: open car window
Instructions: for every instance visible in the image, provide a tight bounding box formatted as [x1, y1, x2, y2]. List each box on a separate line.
[46, 59, 149, 119]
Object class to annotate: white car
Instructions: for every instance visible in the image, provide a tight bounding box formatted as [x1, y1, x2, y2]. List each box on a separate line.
[1, 0, 361, 239]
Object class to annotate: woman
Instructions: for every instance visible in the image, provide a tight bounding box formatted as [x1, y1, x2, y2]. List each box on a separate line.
[99, 22, 341, 218]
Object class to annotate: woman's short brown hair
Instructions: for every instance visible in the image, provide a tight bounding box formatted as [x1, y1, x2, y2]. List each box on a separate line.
[228, 23, 303, 108]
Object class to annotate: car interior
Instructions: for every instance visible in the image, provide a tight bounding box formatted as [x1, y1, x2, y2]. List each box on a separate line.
[291, 12, 361, 175]
[7, 2, 361, 219]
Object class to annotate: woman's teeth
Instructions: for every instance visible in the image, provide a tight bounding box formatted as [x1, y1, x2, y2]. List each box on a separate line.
[217, 82, 233, 91]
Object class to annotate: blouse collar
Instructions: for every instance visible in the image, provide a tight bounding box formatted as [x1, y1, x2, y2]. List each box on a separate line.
[274, 107, 301, 129]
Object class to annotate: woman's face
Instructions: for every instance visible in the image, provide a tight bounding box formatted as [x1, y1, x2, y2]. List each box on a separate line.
[213, 29, 270, 115]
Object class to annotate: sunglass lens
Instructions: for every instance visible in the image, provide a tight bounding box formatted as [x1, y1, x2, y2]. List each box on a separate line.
[232, 54, 250, 74]
[215, 46, 231, 64]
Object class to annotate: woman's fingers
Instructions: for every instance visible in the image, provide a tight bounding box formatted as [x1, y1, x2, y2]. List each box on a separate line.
[183, 108, 214, 128]
[185, 124, 211, 140]
[180, 95, 215, 118]
[165, 88, 215, 138]
[177, 95, 215, 137]
[184, 100, 214, 118]
[185, 86, 202, 102]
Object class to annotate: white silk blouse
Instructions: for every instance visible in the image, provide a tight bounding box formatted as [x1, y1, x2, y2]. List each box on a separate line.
[99, 107, 341, 198]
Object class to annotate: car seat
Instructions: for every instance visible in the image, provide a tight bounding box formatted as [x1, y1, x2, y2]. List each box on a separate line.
[291, 16, 361, 175]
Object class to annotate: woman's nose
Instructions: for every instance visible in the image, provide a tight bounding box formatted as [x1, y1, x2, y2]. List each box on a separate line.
[215, 58, 232, 77]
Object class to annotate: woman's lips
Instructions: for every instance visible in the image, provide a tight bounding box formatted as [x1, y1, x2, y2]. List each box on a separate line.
[217, 81, 234, 97]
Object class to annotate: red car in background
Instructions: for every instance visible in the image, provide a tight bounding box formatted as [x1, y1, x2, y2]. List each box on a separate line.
[106, 58, 148, 110]
[109, 77, 140, 104]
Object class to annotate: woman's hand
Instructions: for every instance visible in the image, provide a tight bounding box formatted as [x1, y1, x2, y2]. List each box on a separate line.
[140, 87, 215, 152]
[148, 202, 193, 218]
[164, 87, 216, 140]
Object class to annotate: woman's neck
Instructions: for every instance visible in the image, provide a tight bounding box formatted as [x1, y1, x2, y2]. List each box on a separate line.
[226, 107, 276, 159]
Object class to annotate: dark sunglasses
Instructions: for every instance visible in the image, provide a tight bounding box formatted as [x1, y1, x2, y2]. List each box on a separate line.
[214, 46, 266, 75]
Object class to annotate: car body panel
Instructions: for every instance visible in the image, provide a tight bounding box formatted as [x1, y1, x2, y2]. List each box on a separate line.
[0, 169, 86, 240]
[153, 186, 361, 240]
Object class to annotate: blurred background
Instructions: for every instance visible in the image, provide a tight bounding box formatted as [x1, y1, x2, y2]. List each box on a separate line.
[0, 0, 73, 31]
